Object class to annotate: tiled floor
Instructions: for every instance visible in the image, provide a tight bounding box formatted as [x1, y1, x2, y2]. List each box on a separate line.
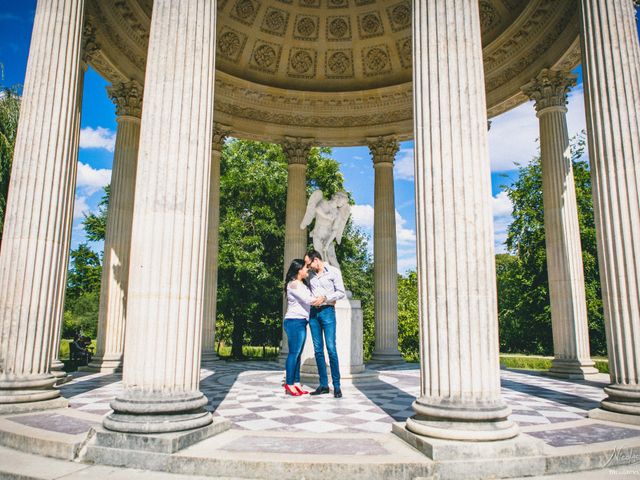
[59, 361, 611, 439]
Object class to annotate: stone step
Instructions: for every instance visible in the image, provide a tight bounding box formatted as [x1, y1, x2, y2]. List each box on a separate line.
[83, 429, 434, 480]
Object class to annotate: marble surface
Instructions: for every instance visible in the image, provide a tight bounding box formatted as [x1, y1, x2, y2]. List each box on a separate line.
[57, 362, 613, 443]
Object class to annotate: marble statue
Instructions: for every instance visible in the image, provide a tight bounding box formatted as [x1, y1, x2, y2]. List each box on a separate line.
[300, 190, 351, 269]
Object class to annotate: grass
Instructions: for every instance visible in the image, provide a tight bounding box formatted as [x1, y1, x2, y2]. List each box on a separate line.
[499, 354, 609, 374]
[216, 345, 280, 360]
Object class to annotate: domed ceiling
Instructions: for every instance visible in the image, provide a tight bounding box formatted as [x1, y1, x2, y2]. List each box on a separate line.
[86, 0, 581, 145]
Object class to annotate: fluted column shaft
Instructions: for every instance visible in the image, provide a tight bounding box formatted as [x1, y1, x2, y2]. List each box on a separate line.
[202, 125, 229, 362]
[104, 0, 217, 433]
[85, 81, 143, 373]
[580, 0, 640, 416]
[0, 0, 85, 412]
[521, 70, 598, 379]
[407, 0, 517, 441]
[369, 137, 403, 364]
[279, 138, 311, 361]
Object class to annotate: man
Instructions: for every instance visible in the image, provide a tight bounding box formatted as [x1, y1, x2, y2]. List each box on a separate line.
[305, 250, 346, 398]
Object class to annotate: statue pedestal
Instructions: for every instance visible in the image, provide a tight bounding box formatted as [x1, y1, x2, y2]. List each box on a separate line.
[300, 295, 378, 386]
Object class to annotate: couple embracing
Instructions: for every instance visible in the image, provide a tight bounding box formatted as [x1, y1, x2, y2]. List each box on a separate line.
[283, 250, 345, 398]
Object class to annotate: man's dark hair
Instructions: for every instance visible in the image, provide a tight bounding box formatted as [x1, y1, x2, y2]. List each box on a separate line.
[306, 250, 322, 262]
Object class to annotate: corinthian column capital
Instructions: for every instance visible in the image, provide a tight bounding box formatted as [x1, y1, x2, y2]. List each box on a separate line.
[521, 69, 577, 115]
[107, 81, 144, 118]
[282, 137, 313, 165]
[367, 136, 399, 165]
[212, 123, 231, 152]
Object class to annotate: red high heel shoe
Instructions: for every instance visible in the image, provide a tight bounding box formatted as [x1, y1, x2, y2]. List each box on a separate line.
[294, 385, 309, 395]
[284, 384, 301, 396]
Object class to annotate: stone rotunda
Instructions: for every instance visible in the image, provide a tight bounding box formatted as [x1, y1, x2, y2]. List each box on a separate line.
[0, 0, 639, 472]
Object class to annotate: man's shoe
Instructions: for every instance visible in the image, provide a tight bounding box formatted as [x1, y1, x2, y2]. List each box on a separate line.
[310, 386, 330, 396]
[334, 388, 342, 398]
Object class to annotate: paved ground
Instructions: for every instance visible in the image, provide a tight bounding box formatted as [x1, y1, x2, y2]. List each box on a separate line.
[43, 360, 639, 448]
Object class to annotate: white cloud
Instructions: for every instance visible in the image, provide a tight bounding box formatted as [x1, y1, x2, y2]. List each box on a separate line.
[76, 161, 111, 195]
[350, 204, 417, 272]
[488, 86, 586, 172]
[73, 195, 91, 219]
[395, 210, 416, 245]
[394, 147, 414, 181]
[350, 204, 374, 230]
[80, 126, 116, 152]
[397, 253, 417, 274]
[492, 191, 513, 253]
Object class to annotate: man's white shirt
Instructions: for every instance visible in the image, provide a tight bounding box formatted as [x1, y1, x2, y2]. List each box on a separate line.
[308, 264, 346, 305]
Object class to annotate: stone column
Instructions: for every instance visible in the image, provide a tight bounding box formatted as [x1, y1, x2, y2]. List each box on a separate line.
[49, 21, 97, 383]
[521, 70, 598, 379]
[405, 0, 518, 441]
[103, 0, 218, 433]
[0, 0, 85, 413]
[580, 0, 640, 420]
[85, 81, 143, 373]
[368, 136, 403, 364]
[278, 138, 312, 363]
[201, 124, 230, 363]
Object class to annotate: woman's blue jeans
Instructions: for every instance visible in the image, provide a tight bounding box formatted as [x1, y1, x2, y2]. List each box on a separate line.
[284, 318, 307, 385]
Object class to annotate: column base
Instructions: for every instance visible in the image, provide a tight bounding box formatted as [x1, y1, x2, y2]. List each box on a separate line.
[393, 422, 543, 461]
[546, 358, 600, 379]
[370, 350, 405, 364]
[50, 360, 70, 385]
[0, 374, 65, 414]
[81, 355, 123, 373]
[200, 351, 220, 363]
[589, 407, 640, 426]
[596, 384, 640, 417]
[93, 418, 230, 454]
[407, 397, 519, 441]
[104, 390, 212, 434]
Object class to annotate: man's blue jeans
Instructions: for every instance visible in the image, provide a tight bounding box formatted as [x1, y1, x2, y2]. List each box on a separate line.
[283, 318, 307, 385]
[309, 306, 340, 389]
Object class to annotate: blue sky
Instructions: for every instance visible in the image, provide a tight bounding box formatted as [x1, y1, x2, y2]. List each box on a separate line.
[1, 3, 639, 274]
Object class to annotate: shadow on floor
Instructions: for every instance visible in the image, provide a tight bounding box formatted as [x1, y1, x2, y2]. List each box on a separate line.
[501, 377, 601, 410]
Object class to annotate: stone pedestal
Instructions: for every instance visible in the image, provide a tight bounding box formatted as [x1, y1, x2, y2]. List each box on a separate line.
[580, 0, 640, 420]
[103, 0, 217, 434]
[300, 296, 378, 386]
[521, 69, 598, 380]
[0, 0, 84, 413]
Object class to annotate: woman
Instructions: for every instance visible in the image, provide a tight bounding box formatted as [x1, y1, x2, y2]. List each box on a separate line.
[283, 258, 324, 396]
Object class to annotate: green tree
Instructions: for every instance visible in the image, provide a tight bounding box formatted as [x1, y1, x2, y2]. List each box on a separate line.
[63, 243, 102, 338]
[82, 185, 110, 242]
[0, 86, 20, 246]
[397, 271, 419, 361]
[62, 186, 109, 339]
[216, 139, 373, 358]
[498, 133, 605, 355]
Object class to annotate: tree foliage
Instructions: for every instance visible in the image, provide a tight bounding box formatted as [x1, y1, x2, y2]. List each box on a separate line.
[0, 86, 20, 246]
[63, 243, 102, 338]
[497, 133, 606, 356]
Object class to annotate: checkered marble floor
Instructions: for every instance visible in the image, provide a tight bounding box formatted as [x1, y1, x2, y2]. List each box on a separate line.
[59, 361, 608, 436]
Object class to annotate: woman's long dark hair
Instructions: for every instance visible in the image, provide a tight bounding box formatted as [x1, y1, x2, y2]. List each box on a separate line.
[284, 259, 310, 292]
